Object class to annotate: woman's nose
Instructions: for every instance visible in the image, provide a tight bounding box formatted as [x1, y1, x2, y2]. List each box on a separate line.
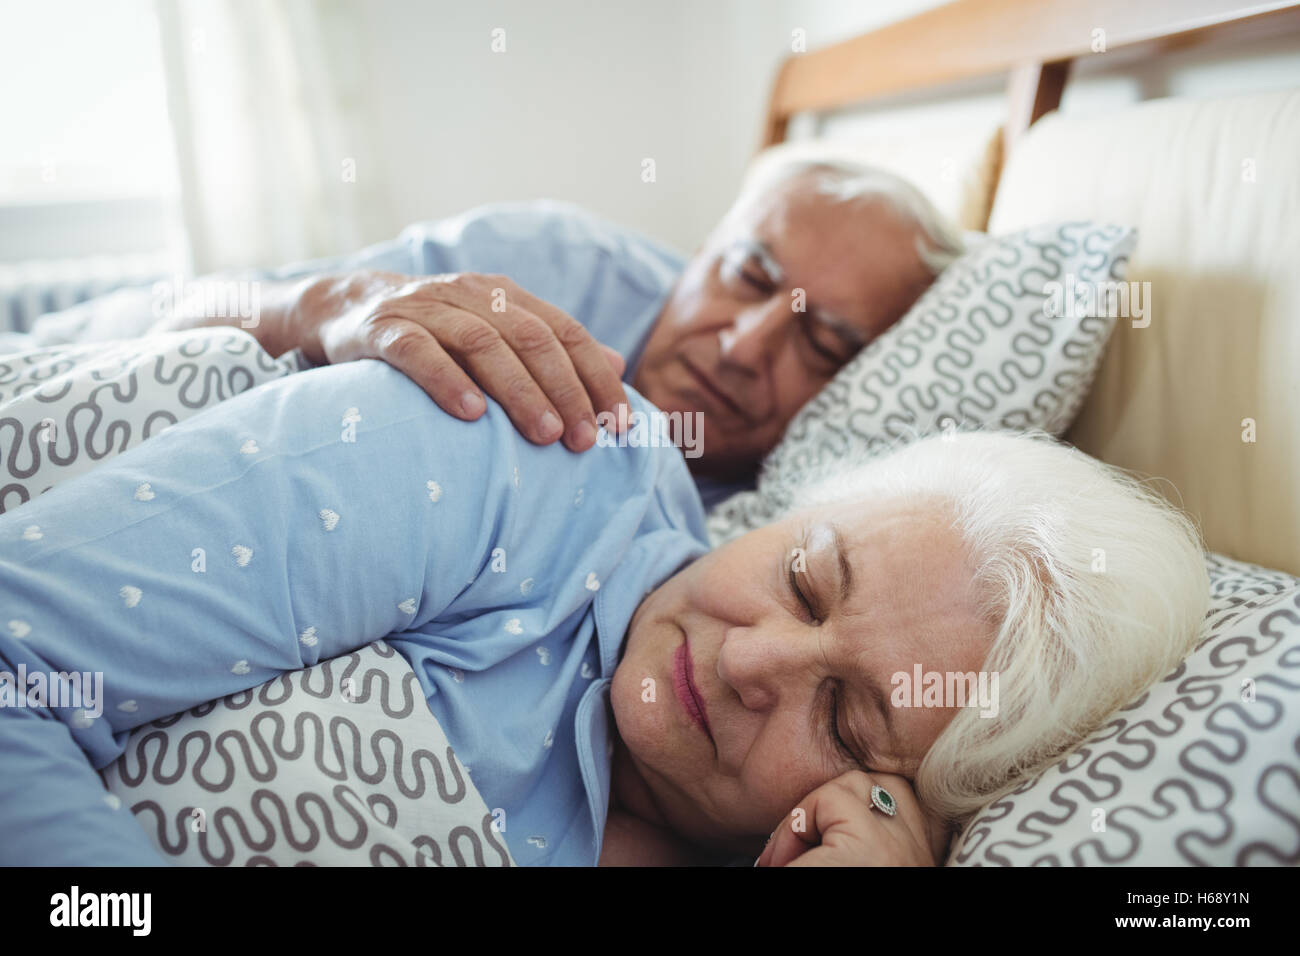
[715, 619, 820, 712]
[718, 297, 793, 372]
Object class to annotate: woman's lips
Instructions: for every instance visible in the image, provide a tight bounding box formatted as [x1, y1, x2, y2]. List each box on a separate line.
[673, 638, 713, 742]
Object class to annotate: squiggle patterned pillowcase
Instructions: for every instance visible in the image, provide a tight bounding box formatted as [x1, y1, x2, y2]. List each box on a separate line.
[947, 552, 1300, 866]
[706, 221, 1138, 544]
[99, 640, 513, 867]
[0, 328, 301, 513]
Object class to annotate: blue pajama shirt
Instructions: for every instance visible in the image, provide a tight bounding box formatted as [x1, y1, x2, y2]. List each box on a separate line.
[0, 358, 710, 865]
[255, 199, 752, 511]
[3, 200, 754, 509]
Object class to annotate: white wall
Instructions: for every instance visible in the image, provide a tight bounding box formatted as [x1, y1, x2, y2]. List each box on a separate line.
[352, 0, 790, 255]
[350, 0, 1300, 254]
[349, 0, 969, 255]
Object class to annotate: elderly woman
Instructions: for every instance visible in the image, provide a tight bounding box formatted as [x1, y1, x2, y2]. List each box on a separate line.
[0, 358, 1208, 866]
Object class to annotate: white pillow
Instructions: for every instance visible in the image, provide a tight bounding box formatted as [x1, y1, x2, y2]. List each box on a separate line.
[947, 552, 1300, 866]
[0, 328, 302, 513]
[99, 640, 512, 866]
[706, 221, 1138, 544]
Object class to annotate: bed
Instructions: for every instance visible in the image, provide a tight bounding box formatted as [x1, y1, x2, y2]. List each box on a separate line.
[4, 0, 1300, 866]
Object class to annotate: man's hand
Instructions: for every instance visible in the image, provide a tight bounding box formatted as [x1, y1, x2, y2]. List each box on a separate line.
[294, 270, 630, 452]
[754, 771, 950, 867]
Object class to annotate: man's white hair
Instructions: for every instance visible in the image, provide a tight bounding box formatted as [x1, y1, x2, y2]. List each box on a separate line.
[731, 156, 967, 276]
[784, 429, 1210, 827]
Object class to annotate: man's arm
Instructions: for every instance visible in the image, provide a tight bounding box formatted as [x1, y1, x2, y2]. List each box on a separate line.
[144, 273, 313, 360]
[147, 203, 644, 452]
[0, 359, 510, 865]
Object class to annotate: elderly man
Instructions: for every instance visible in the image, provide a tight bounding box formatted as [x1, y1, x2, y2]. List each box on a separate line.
[134, 159, 964, 507]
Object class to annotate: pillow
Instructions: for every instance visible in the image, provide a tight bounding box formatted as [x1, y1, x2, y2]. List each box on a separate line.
[947, 552, 1300, 866]
[0, 327, 304, 513]
[706, 221, 1138, 544]
[99, 639, 513, 867]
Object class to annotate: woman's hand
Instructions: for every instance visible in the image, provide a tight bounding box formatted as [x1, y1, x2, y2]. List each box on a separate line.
[754, 771, 950, 867]
[293, 270, 630, 452]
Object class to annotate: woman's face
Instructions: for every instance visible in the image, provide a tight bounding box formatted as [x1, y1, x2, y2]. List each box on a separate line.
[611, 495, 997, 851]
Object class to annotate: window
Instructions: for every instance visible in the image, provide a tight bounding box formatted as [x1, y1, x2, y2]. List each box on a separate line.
[0, 0, 185, 269]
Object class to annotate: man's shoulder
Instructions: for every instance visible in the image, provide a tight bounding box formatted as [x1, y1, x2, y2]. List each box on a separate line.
[400, 198, 603, 239]
[399, 200, 686, 288]
[399, 198, 646, 243]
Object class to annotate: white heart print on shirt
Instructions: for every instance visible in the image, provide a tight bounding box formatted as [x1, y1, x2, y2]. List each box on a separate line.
[240, 439, 259, 455]
[585, 572, 600, 591]
[298, 626, 318, 647]
[120, 585, 142, 608]
[8, 620, 31, 640]
[319, 509, 340, 531]
[22, 525, 42, 541]
[231, 545, 253, 567]
[504, 618, 523, 635]
[134, 483, 155, 501]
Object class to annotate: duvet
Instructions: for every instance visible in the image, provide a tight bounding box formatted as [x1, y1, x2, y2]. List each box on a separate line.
[0, 329, 709, 866]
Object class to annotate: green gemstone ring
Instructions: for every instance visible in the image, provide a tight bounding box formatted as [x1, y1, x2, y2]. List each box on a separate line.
[870, 784, 897, 817]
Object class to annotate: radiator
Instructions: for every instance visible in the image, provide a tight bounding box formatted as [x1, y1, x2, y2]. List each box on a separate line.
[0, 254, 178, 335]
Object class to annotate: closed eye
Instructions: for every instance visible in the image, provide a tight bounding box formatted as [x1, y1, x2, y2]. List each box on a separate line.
[798, 313, 859, 368]
[830, 683, 865, 768]
[788, 559, 818, 623]
[788, 539, 871, 770]
[733, 259, 776, 296]
[720, 242, 778, 297]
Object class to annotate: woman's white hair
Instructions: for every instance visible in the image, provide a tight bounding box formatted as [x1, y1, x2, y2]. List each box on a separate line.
[784, 429, 1210, 827]
[729, 155, 967, 276]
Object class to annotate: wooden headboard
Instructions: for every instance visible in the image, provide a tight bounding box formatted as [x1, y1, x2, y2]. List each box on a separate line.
[761, 0, 1300, 157]
[757, 0, 1300, 576]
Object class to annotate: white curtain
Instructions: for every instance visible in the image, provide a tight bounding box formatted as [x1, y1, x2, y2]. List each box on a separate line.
[154, 0, 388, 274]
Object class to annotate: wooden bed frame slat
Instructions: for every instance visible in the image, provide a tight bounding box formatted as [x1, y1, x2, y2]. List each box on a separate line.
[1004, 60, 1069, 154]
[761, 0, 1300, 149]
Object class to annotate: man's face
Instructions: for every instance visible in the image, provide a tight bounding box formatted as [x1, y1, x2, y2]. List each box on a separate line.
[632, 172, 936, 480]
[609, 495, 997, 853]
